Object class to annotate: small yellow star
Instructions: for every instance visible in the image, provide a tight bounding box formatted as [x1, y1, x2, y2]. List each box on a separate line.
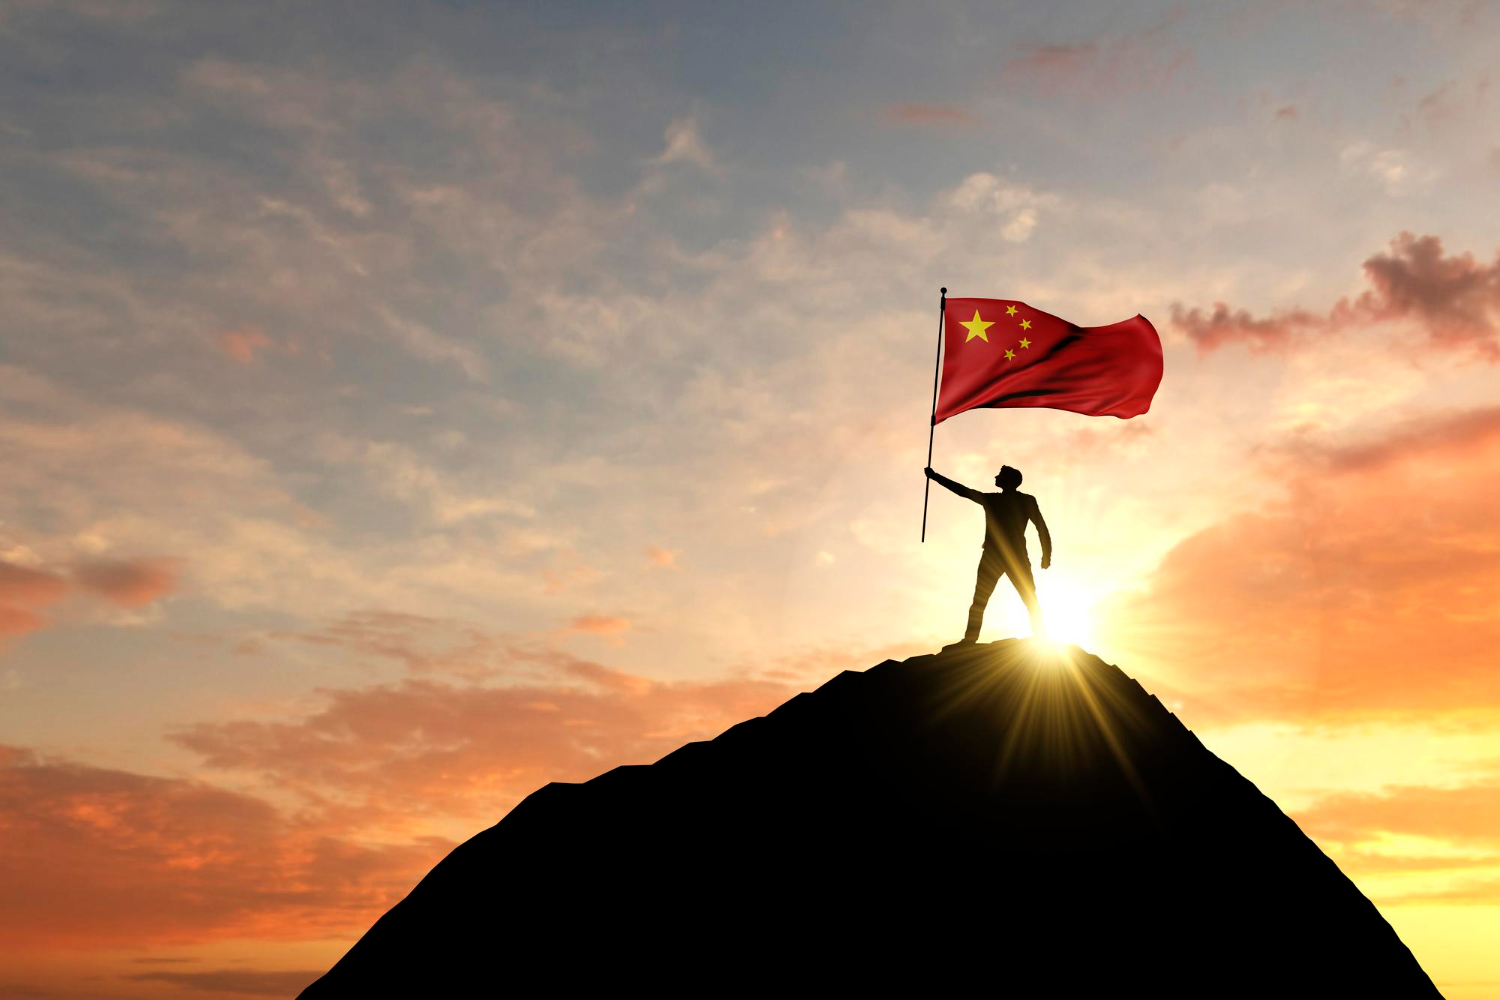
[960, 309, 994, 343]
[1019, 337, 1031, 349]
[1005, 304, 1018, 316]
[1019, 318, 1032, 330]
[1004, 348, 1016, 360]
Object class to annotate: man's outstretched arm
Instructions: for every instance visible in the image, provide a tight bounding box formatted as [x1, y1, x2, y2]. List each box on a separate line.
[924, 467, 983, 502]
[1029, 497, 1053, 569]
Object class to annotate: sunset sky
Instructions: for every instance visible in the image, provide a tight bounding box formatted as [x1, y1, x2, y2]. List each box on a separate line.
[3, 1, 1499, 996]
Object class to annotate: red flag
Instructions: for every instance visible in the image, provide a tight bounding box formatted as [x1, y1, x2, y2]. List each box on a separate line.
[934, 298, 1162, 423]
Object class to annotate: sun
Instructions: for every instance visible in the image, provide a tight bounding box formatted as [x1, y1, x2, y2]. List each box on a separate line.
[1037, 577, 1096, 646]
[1028, 572, 1099, 648]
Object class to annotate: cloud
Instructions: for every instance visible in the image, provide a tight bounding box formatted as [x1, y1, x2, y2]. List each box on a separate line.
[1296, 778, 1500, 849]
[1289, 775, 1500, 904]
[216, 327, 276, 365]
[0, 560, 68, 638]
[72, 556, 180, 607]
[997, 13, 1197, 100]
[0, 743, 450, 951]
[1100, 405, 1500, 722]
[644, 545, 680, 569]
[271, 610, 509, 678]
[165, 657, 798, 824]
[651, 117, 716, 171]
[1168, 300, 1325, 354]
[1171, 232, 1500, 359]
[125, 969, 322, 996]
[879, 103, 976, 126]
[563, 613, 631, 636]
[1359, 232, 1500, 355]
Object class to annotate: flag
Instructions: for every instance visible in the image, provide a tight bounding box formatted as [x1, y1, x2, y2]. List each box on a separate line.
[934, 297, 1162, 423]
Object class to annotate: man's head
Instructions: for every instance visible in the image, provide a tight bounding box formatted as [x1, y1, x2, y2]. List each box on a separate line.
[995, 465, 1022, 491]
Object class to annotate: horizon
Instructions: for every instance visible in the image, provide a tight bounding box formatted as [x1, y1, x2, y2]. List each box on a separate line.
[3, 2, 1499, 996]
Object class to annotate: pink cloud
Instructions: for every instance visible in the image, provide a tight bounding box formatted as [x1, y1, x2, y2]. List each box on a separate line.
[72, 556, 180, 607]
[1172, 232, 1500, 358]
[997, 14, 1197, 99]
[218, 327, 274, 364]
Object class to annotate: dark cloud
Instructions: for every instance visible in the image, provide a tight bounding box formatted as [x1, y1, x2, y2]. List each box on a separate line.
[1172, 232, 1500, 359]
[72, 557, 180, 607]
[1168, 301, 1324, 353]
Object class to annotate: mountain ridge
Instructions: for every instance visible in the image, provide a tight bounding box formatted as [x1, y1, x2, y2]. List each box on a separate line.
[301, 639, 1442, 997]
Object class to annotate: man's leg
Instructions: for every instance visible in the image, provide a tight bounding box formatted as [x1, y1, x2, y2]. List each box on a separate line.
[1005, 558, 1046, 637]
[964, 554, 1001, 642]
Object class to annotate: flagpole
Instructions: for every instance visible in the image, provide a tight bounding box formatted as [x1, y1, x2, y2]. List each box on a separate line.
[921, 287, 947, 543]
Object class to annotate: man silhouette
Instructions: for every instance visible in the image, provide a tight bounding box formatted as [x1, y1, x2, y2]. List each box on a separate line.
[924, 464, 1051, 643]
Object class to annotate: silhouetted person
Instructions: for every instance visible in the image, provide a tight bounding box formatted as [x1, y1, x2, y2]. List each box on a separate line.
[925, 464, 1050, 642]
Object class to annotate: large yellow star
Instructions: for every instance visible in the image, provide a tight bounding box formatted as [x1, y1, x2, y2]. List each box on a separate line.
[1005, 304, 1018, 316]
[1019, 318, 1032, 330]
[960, 309, 994, 343]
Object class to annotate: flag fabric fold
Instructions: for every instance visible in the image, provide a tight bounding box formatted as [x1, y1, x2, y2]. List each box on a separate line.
[934, 297, 1163, 423]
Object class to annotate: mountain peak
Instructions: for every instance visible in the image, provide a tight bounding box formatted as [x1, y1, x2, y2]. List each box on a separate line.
[302, 640, 1440, 997]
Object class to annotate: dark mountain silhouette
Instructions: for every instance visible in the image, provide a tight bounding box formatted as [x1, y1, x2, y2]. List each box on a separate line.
[300, 640, 1441, 997]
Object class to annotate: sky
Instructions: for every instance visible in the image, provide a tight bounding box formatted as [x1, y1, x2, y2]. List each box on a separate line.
[1, 0, 1498, 995]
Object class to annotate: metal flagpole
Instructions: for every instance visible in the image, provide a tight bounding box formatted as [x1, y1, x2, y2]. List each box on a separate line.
[920, 287, 947, 543]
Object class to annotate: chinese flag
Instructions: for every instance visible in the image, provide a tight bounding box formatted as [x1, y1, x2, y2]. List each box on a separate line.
[934, 298, 1162, 423]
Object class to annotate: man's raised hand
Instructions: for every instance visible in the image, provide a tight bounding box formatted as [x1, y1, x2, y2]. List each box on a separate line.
[924, 467, 936, 479]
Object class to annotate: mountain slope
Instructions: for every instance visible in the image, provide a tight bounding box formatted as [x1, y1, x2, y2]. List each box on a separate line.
[301, 640, 1441, 997]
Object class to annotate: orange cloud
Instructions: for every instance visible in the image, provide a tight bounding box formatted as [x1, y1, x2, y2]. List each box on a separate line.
[1296, 778, 1500, 849]
[218, 327, 274, 364]
[0, 560, 69, 638]
[0, 744, 449, 952]
[564, 613, 631, 636]
[166, 657, 797, 824]
[644, 545, 680, 569]
[1101, 406, 1500, 721]
[1172, 232, 1500, 358]
[73, 556, 180, 607]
